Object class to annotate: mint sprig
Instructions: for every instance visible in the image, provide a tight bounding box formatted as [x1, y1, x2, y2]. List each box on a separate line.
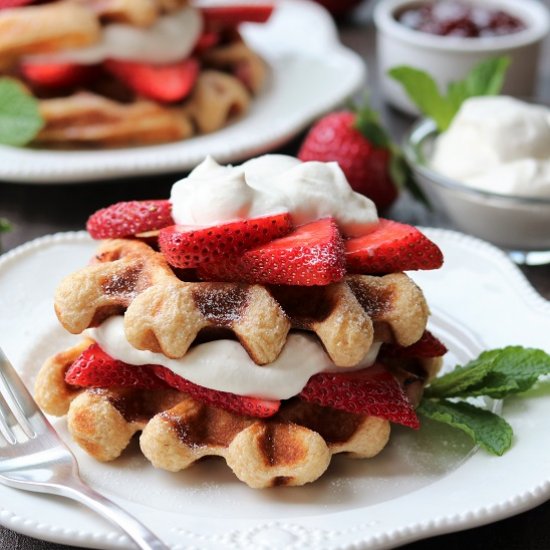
[388, 56, 510, 132]
[0, 77, 44, 147]
[420, 346, 550, 455]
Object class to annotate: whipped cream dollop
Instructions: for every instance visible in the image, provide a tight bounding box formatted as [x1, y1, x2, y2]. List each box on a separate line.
[26, 7, 202, 65]
[170, 155, 379, 237]
[431, 96, 550, 198]
[87, 317, 381, 400]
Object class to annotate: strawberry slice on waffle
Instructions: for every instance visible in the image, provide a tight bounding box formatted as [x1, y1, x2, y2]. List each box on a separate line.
[21, 62, 98, 89]
[153, 366, 280, 418]
[380, 330, 448, 359]
[299, 364, 420, 429]
[64, 344, 420, 426]
[159, 213, 293, 269]
[201, 5, 275, 28]
[104, 58, 200, 103]
[198, 217, 346, 286]
[65, 343, 280, 418]
[87, 200, 174, 239]
[0, 0, 34, 8]
[65, 343, 169, 390]
[346, 218, 444, 274]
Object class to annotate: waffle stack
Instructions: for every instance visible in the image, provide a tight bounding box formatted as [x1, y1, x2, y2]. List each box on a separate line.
[35, 158, 446, 488]
[0, 1, 269, 146]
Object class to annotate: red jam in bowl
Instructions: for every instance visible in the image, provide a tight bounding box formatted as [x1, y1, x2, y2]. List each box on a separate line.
[396, 1, 526, 38]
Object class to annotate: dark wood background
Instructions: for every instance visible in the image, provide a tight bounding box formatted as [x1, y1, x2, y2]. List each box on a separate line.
[1, 1, 549, 548]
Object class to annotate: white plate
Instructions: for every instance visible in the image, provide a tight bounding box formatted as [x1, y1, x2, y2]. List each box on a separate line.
[0, 229, 549, 549]
[0, 0, 365, 184]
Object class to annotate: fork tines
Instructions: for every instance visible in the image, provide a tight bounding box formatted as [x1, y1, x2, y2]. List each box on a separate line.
[0, 348, 38, 444]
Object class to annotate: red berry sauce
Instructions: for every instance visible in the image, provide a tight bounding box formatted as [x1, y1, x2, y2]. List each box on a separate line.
[396, 1, 525, 38]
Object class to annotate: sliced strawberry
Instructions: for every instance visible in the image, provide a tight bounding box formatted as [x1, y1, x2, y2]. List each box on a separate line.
[159, 213, 293, 269]
[104, 58, 199, 103]
[21, 62, 97, 89]
[198, 217, 346, 286]
[154, 366, 280, 418]
[345, 218, 444, 274]
[380, 330, 448, 359]
[65, 344, 169, 390]
[201, 5, 274, 29]
[299, 364, 419, 428]
[193, 31, 220, 54]
[86, 200, 174, 239]
[0, 0, 34, 8]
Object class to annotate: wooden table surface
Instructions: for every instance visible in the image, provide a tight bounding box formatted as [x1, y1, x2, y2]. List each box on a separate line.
[1, 2, 549, 548]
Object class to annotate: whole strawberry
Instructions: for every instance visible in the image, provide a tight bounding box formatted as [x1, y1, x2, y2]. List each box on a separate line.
[298, 106, 399, 211]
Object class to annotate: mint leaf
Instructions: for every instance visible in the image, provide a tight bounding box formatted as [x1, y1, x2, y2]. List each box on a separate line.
[389, 56, 510, 132]
[425, 351, 498, 398]
[489, 346, 550, 391]
[418, 399, 513, 456]
[462, 56, 510, 97]
[446, 57, 510, 112]
[388, 67, 455, 131]
[456, 371, 521, 398]
[426, 347, 550, 399]
[445, 80, 469, 113]
[465, 347, 550, 398]
[0, 77, 44, 147]
[0, 218, 11, 233]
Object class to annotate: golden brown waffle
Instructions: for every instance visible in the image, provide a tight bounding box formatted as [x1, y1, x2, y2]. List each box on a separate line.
[184, 70, 252, 135]
[34, 70, 254, 146]
[35, 341, 394, 488]
[0, 2, 100, 67]
[87, 0, 190, 27]
[54, 240, 429, 367]
[0, 0, 191, 65]
[37, 92, 194, 146]
[202, 41, 268, 94]
[55, 239, 292, 365]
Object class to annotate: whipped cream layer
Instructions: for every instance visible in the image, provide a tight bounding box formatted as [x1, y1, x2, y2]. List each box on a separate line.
[170, 155, 379, 237]
[26, 7, 202, 65]
[431, 96, 550, 198]
[87, 317, 381, 400]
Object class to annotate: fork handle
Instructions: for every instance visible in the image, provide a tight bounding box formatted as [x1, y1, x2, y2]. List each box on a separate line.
[58, 478, 169, 550]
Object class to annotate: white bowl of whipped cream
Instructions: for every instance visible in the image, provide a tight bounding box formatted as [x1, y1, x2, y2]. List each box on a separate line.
[404, 96, 550, 254]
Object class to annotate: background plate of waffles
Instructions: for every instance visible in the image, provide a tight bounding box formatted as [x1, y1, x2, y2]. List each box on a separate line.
[1, 228, 550, 549]
[0, 0, 365, 184]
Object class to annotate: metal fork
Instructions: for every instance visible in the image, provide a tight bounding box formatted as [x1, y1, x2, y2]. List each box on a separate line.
[0, 347, 169, 550]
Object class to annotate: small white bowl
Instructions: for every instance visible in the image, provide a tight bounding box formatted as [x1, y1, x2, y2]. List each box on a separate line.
[374, 0, 550, 114]
[403, 118, 550, 254]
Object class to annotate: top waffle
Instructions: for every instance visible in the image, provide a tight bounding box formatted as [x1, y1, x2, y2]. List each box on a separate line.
[55, 239, 429, 367]
[0, 1, 190, 64]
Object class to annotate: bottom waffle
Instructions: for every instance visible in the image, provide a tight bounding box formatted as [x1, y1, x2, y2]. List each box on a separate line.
[35, 69, 253, 146]
[36, 340, 416, 488]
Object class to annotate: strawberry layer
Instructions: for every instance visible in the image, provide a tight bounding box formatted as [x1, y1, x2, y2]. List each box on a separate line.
[86, 316, 382, 401]
[66, 340, 421, 426]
